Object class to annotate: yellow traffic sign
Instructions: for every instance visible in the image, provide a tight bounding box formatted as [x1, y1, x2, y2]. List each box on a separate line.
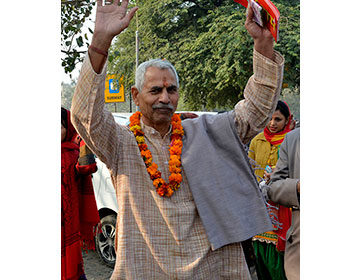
[104, 74, 125, 103]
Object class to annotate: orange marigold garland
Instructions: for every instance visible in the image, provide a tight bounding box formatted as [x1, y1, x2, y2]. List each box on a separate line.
[129, 111, 184, 197]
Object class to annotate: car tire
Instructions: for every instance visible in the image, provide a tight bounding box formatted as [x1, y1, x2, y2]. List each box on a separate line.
[95, 214, 117, 268]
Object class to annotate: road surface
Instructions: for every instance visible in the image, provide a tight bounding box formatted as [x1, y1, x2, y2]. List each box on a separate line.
[82, 249, 113, 280]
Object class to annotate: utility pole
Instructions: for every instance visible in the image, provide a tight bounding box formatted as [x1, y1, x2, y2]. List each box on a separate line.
[135, 1, 140, 112]
[136, 30, 139, 71]
[132, 30, 139, 112]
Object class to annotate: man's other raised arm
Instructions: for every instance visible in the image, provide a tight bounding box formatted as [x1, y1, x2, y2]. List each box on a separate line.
[234, 5, 284, 144]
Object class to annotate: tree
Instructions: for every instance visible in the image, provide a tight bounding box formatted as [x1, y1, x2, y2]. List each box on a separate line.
[61, 0, 96, 77]
[274, 1, 300, 88]
[108, 0, 299, 110]
[61, 0, 300, 111]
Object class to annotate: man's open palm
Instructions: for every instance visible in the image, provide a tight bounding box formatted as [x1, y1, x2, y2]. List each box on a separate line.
[95, 0, 138, 40]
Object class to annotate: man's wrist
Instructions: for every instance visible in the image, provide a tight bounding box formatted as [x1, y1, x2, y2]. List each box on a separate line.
[87, 34, 113, 73]
[91, 33, 113, 52]
[254, 39, 274, 61]
[89, 45, 108, 57]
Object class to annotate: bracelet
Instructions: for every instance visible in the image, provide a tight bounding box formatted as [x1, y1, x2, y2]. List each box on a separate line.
[89, 45, 108, 57]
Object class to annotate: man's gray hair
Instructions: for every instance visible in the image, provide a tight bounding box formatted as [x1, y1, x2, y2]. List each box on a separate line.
[135, 59, 179, 93]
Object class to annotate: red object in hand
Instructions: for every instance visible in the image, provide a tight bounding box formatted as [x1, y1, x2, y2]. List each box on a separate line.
[233, 0, 280, 42]
[233, 0, 249, 7]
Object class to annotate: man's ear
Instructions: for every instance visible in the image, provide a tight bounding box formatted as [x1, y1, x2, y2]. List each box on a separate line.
[131, 86, 140, 106]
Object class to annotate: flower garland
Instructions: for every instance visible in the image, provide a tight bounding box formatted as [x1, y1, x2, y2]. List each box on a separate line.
[129, 111, 184, 197]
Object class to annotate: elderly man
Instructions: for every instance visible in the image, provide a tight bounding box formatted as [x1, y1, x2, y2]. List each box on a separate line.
[71, 0, 284, 279]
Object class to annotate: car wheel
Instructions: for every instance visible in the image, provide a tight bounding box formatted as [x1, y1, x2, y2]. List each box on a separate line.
[95, 214, 117, 268]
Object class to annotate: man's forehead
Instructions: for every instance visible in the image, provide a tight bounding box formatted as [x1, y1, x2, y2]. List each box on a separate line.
[144, 67, 177, 84]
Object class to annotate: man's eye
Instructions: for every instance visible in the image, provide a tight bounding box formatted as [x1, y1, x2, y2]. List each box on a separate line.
[167, 86, 177, 93]
[150, 88, 161, 94]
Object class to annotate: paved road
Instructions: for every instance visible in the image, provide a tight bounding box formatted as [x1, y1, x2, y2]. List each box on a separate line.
[82, 249, 114, 280]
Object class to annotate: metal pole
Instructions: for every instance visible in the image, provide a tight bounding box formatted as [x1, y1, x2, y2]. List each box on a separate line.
[134, 1, 140, 112]
[129, 89, 132, 112]
[135, 30, 139, 112]
[135, 30, 139, 68]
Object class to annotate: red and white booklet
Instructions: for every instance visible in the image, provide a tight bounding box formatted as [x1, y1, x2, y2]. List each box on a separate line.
[234, 0, 280, 42]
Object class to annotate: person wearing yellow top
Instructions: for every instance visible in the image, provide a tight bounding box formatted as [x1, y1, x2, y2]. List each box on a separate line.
[248, 100, 293, 280]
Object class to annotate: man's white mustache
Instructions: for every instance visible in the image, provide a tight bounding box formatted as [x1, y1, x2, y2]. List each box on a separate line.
[152, 104, 174, 110]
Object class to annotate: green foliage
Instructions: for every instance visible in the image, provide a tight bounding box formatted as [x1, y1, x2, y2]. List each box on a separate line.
[274, 1, 300, 87]
[175, 6, 252, 110]
[61, 0, 95, 77]
[108, 0, 299, 110]
[62, 0, 300, 111]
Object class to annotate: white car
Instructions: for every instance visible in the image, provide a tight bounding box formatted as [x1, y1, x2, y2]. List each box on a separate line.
[92, 113, 130, 267]
[92, 113, 131, 216]
[92, 111, 217, 267]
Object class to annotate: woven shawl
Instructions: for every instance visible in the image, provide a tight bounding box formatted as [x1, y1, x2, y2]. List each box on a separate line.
[182, 111, 273, 250]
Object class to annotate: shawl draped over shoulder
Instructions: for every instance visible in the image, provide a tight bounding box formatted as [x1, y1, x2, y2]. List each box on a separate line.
[182, 111, 273, 250]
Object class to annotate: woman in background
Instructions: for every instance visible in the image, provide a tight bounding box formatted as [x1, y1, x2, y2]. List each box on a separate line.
[61, 107, 99, 280]
[248, 100, 293, 280]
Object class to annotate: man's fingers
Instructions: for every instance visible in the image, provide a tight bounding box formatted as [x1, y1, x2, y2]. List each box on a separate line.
[118, 6, 138, 31]
[96, 0, 113, 6]
[119, 0, 129, 8]
[245, 2, 254, 24]
[96, 0, 130, 8]
[125, 6, 138, 23]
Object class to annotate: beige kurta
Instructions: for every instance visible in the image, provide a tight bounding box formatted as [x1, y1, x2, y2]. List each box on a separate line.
[71, 49, 284, 279]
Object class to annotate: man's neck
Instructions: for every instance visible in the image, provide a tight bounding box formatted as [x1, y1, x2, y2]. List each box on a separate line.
[141, 118, 171, 138]
[155, 124, 171, 138]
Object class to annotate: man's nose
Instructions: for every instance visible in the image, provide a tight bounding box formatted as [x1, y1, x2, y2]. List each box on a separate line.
[159, 89, 170, 104]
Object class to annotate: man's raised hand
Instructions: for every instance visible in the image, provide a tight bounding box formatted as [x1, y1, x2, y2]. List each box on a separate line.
[92, 0, 138, 51]
[245, 3, 274, 61]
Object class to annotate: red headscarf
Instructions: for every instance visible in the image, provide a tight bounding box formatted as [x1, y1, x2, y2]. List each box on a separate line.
[61, 108, 99, 280]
